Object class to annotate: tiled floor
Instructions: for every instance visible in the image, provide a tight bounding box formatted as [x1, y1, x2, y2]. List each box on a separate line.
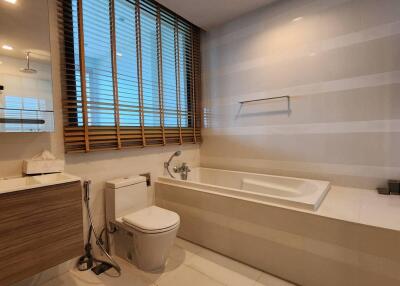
[39, 238, 294, 286]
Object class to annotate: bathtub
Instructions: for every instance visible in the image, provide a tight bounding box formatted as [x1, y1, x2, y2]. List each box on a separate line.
[158, 167, 330, 210]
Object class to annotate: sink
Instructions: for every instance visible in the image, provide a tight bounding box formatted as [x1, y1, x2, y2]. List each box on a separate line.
[0, 173, 80, 195]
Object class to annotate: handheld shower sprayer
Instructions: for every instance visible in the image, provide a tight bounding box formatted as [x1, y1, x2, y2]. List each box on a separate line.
[164, 151, 181, 178]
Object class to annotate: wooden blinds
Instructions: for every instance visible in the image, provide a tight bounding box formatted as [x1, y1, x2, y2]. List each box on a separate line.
[57, 0, 201, 152]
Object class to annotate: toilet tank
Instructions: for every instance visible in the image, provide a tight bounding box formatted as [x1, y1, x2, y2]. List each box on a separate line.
[105, 176, 148, 221]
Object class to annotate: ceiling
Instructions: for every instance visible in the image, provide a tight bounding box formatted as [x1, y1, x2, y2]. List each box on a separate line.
[0, 0, 51, 61]
[157, 0, 278, 30]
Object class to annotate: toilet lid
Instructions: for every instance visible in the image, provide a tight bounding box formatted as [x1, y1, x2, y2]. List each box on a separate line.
[122, 206, 180, 232]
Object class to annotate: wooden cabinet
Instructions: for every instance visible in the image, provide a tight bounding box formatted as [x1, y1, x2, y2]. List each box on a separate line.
[0, 181, 83, 285]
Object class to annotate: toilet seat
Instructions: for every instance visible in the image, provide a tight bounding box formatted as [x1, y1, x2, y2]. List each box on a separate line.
[121, 206, 180, 234]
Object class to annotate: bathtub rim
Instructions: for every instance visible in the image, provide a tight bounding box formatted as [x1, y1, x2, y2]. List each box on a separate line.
[157, 167, 331, 211]
[190, 167, 331, 186]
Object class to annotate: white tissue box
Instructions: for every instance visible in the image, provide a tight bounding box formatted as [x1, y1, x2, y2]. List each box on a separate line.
[22, 159, 65, 175]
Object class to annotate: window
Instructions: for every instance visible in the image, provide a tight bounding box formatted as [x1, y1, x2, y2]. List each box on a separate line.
[58, 0, 201, 152]
[3, 96, 46, 132]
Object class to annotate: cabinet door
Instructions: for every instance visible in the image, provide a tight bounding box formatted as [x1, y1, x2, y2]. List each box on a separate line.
[0, 181, 83, 285]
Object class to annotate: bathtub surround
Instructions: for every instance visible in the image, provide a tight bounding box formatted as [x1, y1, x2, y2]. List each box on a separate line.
[155, 181, 400, 286]
[201, 0, 400, 189]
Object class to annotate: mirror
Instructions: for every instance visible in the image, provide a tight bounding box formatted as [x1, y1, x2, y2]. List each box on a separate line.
[0, 0, 54, 132]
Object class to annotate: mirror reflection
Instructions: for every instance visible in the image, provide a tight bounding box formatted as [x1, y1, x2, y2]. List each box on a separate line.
[0, 0, 54, 132]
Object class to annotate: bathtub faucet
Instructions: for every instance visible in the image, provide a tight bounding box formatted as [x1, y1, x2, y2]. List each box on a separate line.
[164, 151, 181, 178]
[173, 162, 191, 180]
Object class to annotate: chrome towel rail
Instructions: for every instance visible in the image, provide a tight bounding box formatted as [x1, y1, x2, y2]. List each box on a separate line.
[239, 95, 291, 114]
[239, 95, 290, 105]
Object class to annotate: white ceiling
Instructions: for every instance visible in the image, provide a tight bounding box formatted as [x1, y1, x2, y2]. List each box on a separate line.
[157, 0, 278, 30]
[0, 0, 50, 61]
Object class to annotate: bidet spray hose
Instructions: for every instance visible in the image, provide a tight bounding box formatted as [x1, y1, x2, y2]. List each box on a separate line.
[83, 180, 121, 274]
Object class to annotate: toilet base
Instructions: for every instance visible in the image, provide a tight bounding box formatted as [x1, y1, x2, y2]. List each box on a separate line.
[112, 223, 179, 272]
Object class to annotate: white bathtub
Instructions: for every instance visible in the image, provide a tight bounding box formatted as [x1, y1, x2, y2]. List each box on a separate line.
[158, 167, 330, 210]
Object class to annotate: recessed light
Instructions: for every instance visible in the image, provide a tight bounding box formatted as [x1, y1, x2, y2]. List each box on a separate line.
[292, 17, 303, 23]
[0, 61, 3, 65]
[3, 0, 17, 4]
[2, 45, 13, 50]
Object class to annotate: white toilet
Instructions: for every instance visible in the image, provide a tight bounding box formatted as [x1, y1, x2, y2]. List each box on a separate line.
[105, 176, 180, 271]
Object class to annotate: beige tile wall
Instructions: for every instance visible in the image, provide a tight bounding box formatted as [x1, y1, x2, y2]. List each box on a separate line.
[155, 183, 400, 286]
[201, 0, 400, 189]
[1, 0, 200, 279]
[0, 0, 200, 221]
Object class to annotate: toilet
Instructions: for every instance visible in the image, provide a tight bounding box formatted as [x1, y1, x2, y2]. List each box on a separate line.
[105, 176, 180, 271]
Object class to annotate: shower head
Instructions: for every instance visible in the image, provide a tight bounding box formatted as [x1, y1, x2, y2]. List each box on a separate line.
[166, 150, 182, 166]
[20, 52, 37, 74]
[20, 67, 37, 74]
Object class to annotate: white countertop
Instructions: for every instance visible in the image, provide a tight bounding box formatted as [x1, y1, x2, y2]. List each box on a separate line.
[0, 173, 81, 195]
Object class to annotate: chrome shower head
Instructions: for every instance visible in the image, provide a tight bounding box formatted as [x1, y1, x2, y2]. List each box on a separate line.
[20, 52, 37, 74]
[166, 150, 182, 166]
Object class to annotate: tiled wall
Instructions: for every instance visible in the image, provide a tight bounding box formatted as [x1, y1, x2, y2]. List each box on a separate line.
[0, 0, 200, 273]
[201, 0, 400, 189]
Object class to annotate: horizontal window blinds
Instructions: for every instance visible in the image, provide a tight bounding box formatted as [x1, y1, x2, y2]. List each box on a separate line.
[57, 0, 201, 152]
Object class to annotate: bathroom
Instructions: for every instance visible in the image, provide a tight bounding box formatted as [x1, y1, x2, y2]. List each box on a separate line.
[0, 0, 399, 285]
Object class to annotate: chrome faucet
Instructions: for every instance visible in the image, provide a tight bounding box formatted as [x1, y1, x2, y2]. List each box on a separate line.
[164, 151, 181, 178]
[173, 162, 191, 180]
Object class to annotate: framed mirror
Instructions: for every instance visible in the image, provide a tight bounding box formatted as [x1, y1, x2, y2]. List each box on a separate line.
[0, 0, 54, 132]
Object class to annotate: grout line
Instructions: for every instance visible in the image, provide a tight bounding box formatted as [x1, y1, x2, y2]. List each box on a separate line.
[181, 248, 259, 286]
[253, 271, 264, 284]
[184, 264, 229, 286]
[175, 240, 295, 286]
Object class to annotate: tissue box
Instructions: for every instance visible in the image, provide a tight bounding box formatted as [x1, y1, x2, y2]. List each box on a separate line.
[22, 159, 65, 175]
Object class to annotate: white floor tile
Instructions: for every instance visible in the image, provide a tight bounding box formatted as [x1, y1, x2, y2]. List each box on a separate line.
[94, 263, 155, 286]
[168, 243, 197, 264]
[187, 248, 262, 286]
[157, 265, 225, 286]
[253, 273, 295, 286]
[40, 270, 105, 286]
[168, 237, 204, 264]
[174, 237, 204, 255]
[33, 238, 291, 286]
[111, 256, 177, 284]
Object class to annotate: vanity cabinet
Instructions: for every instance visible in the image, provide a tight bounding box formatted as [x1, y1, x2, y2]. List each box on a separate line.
[0, 181, 83, 285]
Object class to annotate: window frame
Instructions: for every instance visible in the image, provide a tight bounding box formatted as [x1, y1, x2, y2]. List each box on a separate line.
[58, 0, 201, 152]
